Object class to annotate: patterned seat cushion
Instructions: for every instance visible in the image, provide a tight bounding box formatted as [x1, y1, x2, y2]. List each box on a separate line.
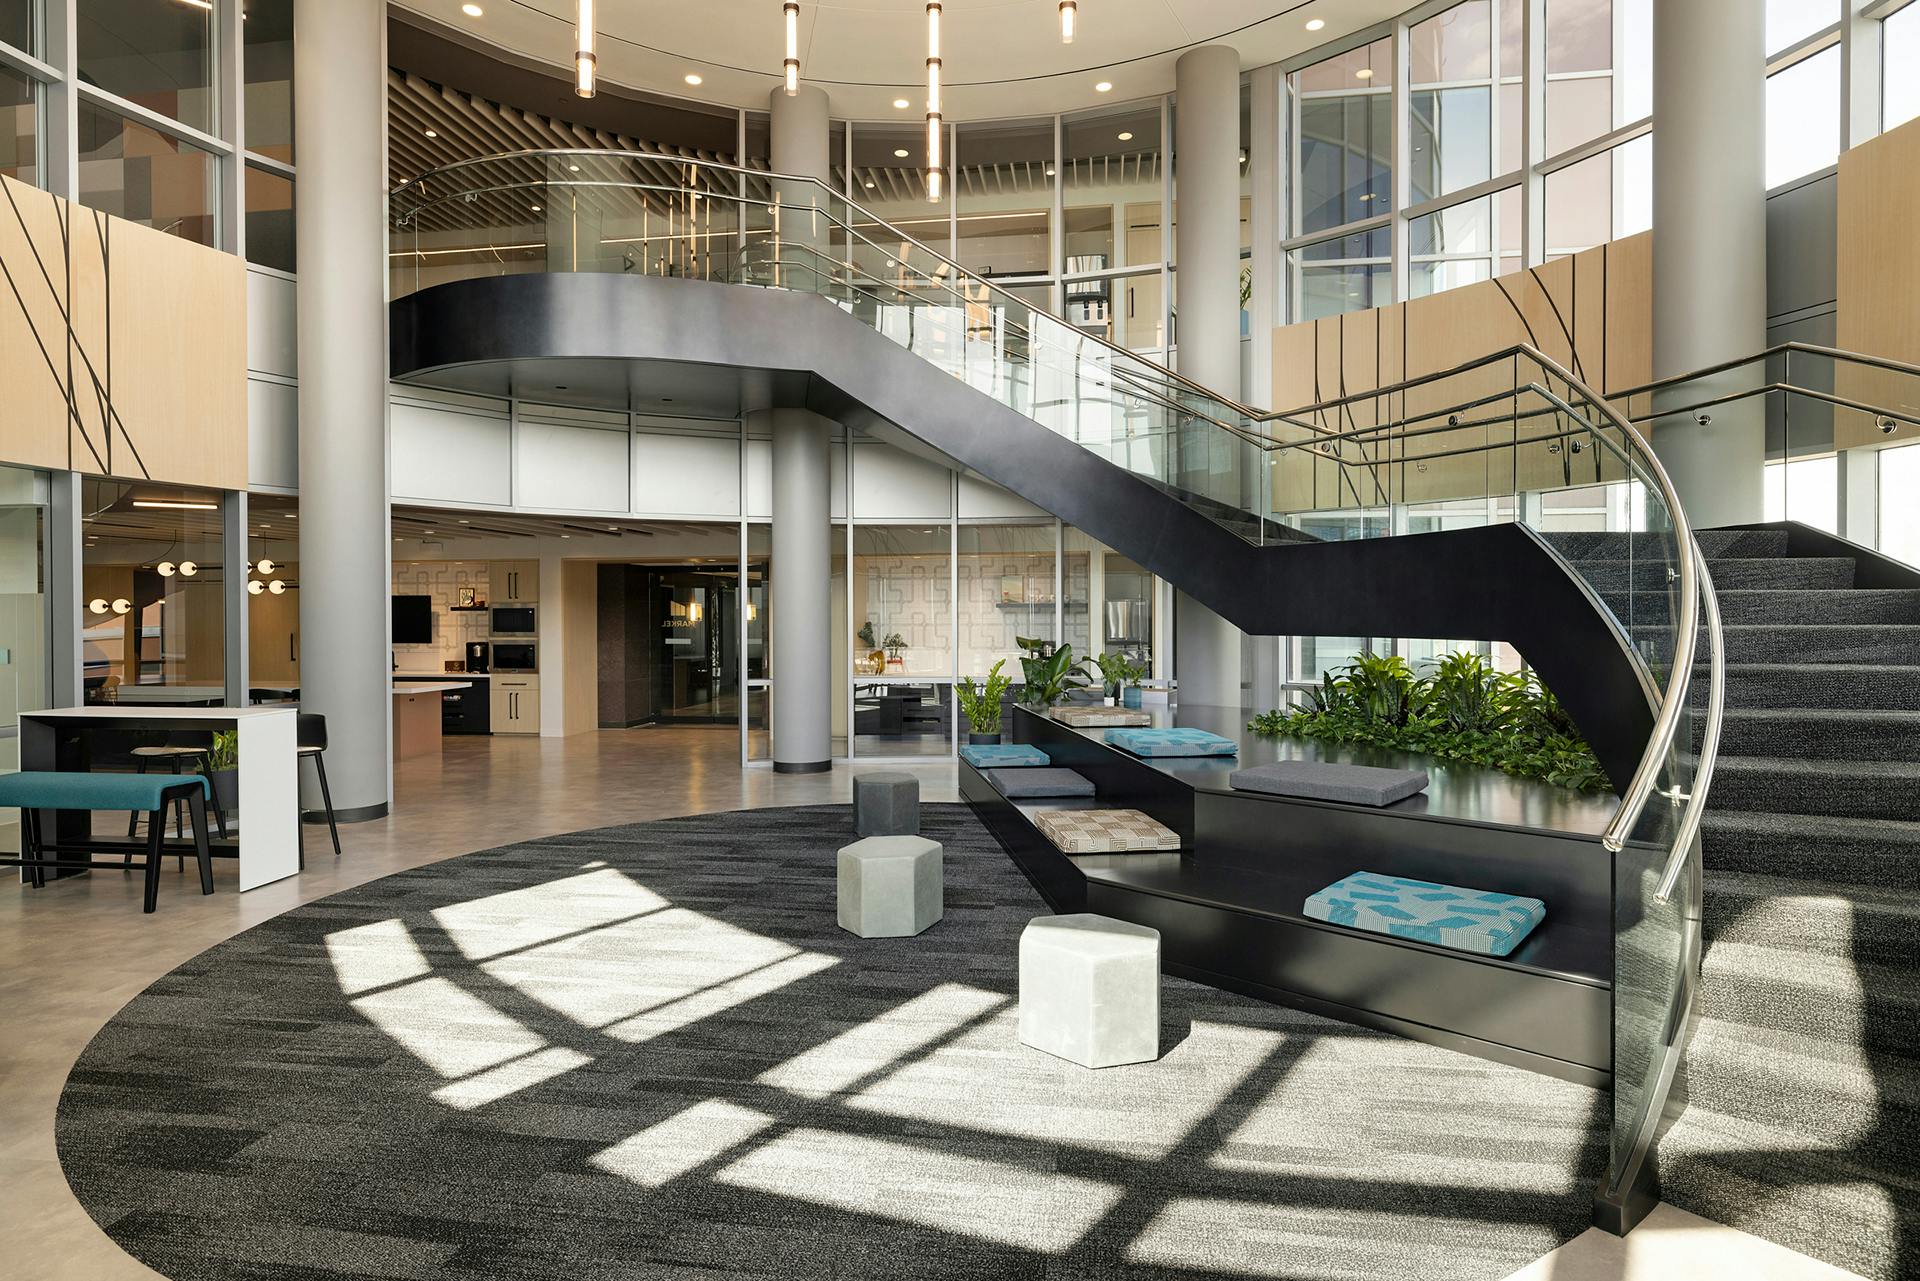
[985, 767, 1096, 799]
[1303, 872, 1546, 958]
[1103, 727, 1240, 758]
[1051, 706, 1152, 728]
[1034, 808, 1181, 853]
[959, 743, 1051, 768]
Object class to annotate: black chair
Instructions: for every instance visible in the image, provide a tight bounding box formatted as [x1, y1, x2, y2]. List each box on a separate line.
[298, 713, 341, 862]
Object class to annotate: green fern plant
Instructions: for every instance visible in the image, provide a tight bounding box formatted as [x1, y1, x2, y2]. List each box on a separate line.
[957, 659, 1013, 735]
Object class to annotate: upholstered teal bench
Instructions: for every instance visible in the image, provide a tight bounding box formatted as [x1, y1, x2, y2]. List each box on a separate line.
[1303, 872, 1546, 958]
[0, 771, 215, 913]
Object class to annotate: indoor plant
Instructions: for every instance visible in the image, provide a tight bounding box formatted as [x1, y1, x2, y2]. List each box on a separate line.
[957, 659, 1013, 744]
[1091, 650, 1131, 706]
[1015, 636, 1091, 709]
[201, 729, 240, 819]
[1117, 652, 1148, 708]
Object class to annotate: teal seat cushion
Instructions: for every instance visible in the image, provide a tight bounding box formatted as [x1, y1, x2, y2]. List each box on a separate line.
[1304, 872, 1545, 958]
[1103, 727, 1239, 758]
[960, 743, 1050, 768]
[0, 770, 211, 812]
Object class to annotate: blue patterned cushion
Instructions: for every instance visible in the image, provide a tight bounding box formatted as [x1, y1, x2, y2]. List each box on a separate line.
[1102, 728, 1239, 758]
[1303, 872, 1546, 958]
[959, 743, 1051, 768]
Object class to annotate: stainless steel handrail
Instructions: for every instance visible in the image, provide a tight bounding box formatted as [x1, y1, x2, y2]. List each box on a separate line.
[1609, 339, 1920, 400]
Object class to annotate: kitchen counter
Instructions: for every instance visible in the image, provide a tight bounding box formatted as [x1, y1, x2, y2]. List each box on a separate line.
[392, 682, 475, 759]
[394, 671, 490, 680]
[391, 680, 473, 695]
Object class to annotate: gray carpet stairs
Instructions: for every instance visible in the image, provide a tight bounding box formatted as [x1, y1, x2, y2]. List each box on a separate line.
[1552, 526, 1919, 1281]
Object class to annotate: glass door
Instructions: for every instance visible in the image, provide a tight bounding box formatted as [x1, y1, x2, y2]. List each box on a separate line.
[0, 465, 49, 855]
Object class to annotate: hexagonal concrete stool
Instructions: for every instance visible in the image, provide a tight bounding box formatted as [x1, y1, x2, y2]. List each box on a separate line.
[854, 771, 920, 837]
[837, 835, 943, 938]
[1019, 913, 1161, 1069]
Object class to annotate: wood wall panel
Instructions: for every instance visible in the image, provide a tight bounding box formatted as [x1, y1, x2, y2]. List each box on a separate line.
[1836, 118, 1920, 450]
[0, 174, 246, 488]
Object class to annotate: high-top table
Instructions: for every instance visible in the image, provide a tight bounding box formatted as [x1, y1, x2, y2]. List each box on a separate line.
[17, 706, 301, 891]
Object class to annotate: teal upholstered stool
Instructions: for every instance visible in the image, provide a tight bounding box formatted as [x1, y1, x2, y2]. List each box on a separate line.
[0, 771, 215, 913]
[1303, 872, 1545, 958]
[1103, 727, 1239, 758]
[960, 743, 1050, 768]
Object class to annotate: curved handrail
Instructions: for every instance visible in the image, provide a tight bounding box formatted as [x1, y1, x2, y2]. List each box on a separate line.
[1609, 340, 1920, 399]
[390, 147, 1272, 427]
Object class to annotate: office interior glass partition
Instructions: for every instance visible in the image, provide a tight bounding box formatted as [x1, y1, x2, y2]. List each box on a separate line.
[1, 60, 35, 187]
[80, 479, 225, 706]
[246, 494, 298, 701]
[0, 464, 48, 856]
[77, 0, 214, 134]
[76, 99, 218, 245]
[851, 525, 953, 758]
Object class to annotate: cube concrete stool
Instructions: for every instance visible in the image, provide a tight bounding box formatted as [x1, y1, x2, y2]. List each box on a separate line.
[1019, 913, 1161, 1069]
[837, 835, 944, 938]
[854, 771, 920, 836]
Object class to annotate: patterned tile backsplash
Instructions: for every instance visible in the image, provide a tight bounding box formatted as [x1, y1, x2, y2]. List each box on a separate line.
[392, 562, 492, 670]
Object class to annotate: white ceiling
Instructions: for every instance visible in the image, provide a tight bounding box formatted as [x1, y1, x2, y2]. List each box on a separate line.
[389, 0, 1408, 120]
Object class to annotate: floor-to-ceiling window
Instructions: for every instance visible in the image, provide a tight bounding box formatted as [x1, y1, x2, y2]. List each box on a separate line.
[1888, 1, 1920, 129]
[80, 479, 225, 706]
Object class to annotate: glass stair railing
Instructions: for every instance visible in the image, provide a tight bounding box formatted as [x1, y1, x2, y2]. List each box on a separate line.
[390, 149, 1725, 1231]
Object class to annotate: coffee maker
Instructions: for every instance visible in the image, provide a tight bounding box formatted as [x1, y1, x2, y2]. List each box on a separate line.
[466, 641, 491, 673]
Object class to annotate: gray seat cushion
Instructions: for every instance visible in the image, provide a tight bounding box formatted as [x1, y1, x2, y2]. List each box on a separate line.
[1228, 760, 1429, 807]
[985, 767, 1096, 799]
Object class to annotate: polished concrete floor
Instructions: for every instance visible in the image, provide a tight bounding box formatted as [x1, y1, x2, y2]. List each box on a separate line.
[0, 728, 1865, 1281]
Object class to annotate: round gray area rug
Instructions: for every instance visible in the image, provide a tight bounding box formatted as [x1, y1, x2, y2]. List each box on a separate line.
[58, 804, 1606, 1281]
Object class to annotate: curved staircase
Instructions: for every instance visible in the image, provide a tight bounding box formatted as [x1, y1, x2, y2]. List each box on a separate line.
[1558, 523, 1920, 1280]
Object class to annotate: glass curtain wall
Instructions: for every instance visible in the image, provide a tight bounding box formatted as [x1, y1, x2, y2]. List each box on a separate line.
[80, 480, 225, 706]
[246, 493, 299, 701]
[1889, 2, 1920, 130]
[0, 464, 49, 857]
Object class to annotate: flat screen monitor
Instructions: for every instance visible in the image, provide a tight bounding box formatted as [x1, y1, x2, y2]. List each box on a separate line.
[392, 594, 433, 644]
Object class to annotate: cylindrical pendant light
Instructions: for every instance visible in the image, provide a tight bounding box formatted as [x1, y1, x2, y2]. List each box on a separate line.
[784, 1, 800, 94]
[1059, 0, 1075, 44]
[574, 0, 597, 98]
[926, 2, 943, 202]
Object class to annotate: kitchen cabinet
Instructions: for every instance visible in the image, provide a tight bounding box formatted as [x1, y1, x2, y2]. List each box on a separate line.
[491, 675, 541, 734]
[493, 560, 539, 604]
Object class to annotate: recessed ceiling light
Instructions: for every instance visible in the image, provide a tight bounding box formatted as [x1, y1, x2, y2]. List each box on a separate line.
[1355, 67, 1374, 80]
[461, 3, 482, 15]
[1094, 81, 1113, 93]
[684, 73, 703, 85]
[893, 148, 910, 158]
[424, 128, 438, 138]
[1117, 131, 1134, 141]
[1305, 17, 1325, 31]
[893, 97, 911, 109]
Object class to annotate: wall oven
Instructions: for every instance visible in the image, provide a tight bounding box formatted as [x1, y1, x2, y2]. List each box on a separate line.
[492, 642, 537, 672]
[491, 605, 537, 635]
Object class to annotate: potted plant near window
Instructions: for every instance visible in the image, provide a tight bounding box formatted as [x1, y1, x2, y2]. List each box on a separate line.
[1118, 652, 1148, 708]
[957, 659, 1013, 745]
[1015, 636, 1092, 709]
[882, 631, 907, 673]
[201, 729, 239, 822]
[1091, 651, 1131, 706]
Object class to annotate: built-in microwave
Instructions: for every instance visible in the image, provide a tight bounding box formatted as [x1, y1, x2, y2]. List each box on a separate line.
[492, 642, 537, 672]
[491, 605, 537, 636]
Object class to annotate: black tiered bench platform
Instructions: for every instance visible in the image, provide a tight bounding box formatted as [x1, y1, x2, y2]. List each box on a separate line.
[962, 703, 1624, 1086]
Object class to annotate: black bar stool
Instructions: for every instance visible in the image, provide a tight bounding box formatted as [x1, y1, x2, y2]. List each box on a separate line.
[298, 713, 341, 862]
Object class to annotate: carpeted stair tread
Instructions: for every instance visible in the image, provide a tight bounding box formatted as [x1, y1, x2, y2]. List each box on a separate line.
[1694, 663, 1920, 710]
[1708, 755, 1920, 821]
[1610, 589, 1920, 626]
[1704, 707, 1920, 762]
[1571, 557, 1853, 592]
[1656, 1104, 1912, 1281]
[1701, 809, 1920, 888]
[1703, 870, 1920, 963]
[1677, 1015, 1920, 1160]
[1713, 625, 1920, 665]
[1545, 528, 1788, 560]
[1696, 938, 1918, 1054]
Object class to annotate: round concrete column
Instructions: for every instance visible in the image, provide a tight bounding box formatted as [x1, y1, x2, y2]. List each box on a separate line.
[769, 409, 834, 771]
[292, 0, 390, 820]
[1172, 45, 1245, 710]
[1651, 0, 1767, 527]
[770, 84, 832, 184]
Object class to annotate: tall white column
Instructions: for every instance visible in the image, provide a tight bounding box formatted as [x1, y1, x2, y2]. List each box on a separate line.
[768, 86, 836, 771]
[1172, 45, 1245, 710]
[1651, 0, 1767, 528]
[293, 0, 391, 818]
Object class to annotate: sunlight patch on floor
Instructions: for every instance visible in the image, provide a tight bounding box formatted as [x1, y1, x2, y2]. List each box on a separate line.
[605, 951, 840, 1043]
[847, 1017, 1284, 1157]
[431, 867, 670, 960]
[350, 976, 548, 1079]
[431, 1046, 594, 1111]
[714, 1126, 1123, 1252]
[324, 918, 432, 996]
[590, 1100, 778, 1189]
[756, 982, 1009, 1099]
[479, 906, 814, 1030]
